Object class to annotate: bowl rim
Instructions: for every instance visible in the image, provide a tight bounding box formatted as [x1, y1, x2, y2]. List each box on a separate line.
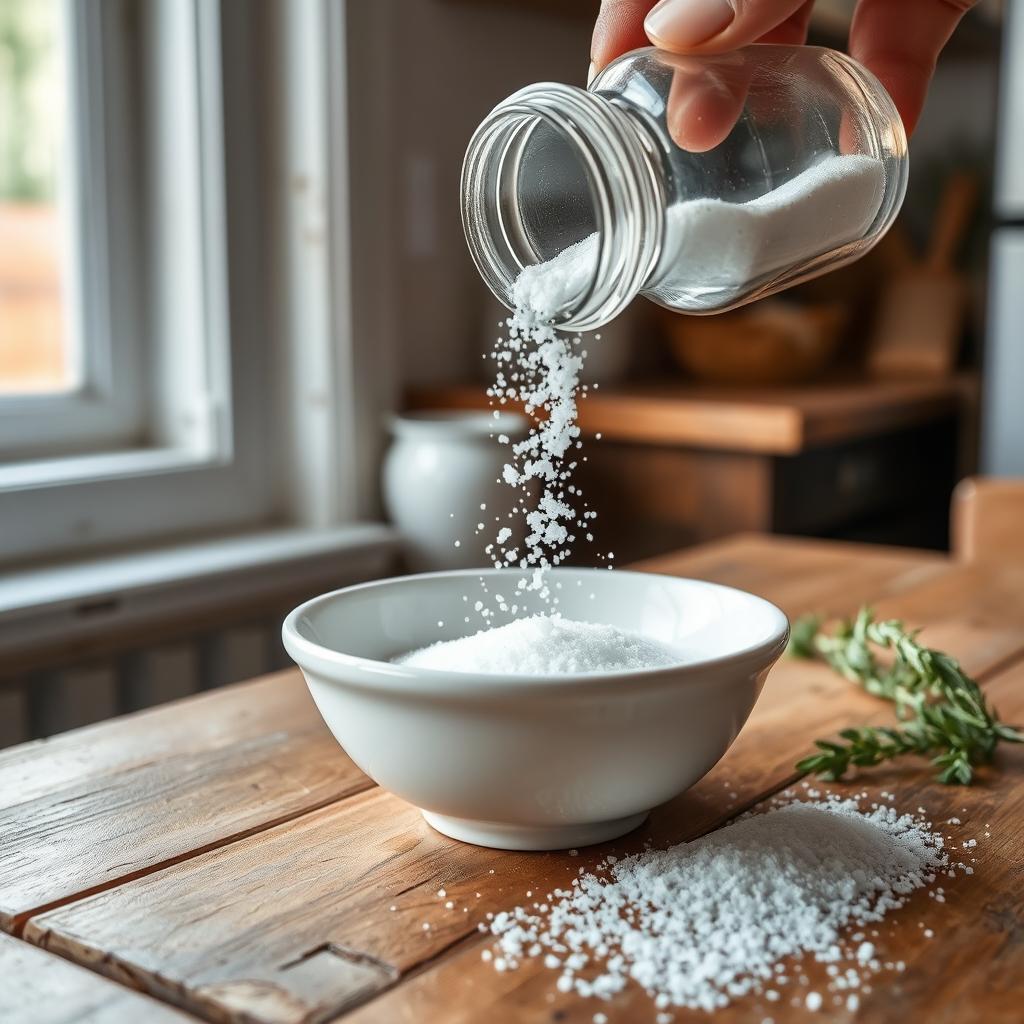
[281, 568, 790, 696]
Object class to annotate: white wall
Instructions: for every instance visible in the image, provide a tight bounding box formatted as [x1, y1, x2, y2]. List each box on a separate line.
[983, 0, 1024, 475]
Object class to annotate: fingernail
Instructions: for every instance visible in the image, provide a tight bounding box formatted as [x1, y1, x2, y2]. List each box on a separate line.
[587, 61, 597, 86]
[644, 0, 734, 48]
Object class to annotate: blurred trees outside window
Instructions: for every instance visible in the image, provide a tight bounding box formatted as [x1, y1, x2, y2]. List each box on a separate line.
[0, 0, 68, 392]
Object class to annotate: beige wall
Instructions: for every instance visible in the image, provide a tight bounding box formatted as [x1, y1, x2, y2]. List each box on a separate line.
[348, 0, 592, 390]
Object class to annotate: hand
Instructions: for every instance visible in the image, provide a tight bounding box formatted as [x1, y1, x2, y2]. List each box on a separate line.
[591, 0, 977, 136]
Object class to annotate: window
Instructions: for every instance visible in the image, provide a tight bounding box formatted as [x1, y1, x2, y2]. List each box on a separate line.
[0, 1, 288, 564]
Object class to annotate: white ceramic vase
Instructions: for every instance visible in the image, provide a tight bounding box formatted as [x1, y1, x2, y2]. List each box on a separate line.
[383, 411, 530, 572]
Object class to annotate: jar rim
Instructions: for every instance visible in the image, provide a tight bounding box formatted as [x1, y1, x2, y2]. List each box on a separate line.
[461, 83, 664, 332]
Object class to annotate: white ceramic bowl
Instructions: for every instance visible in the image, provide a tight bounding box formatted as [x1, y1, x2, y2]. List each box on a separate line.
[282, 568, 788, 851]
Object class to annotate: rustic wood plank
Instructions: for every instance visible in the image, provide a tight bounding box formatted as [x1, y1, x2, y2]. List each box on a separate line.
[636, 533, 949, 619]
[409, 375, 974, 455]
[868, 560, 1024, 679]
[0, 533, 938, 940]
[340, 659, 1024, 1024]
[0, 931, 198, 1023]
[25, 546, 1024, 1024]
[644, 536, 1024, 681]
[0, 671, 372, 934]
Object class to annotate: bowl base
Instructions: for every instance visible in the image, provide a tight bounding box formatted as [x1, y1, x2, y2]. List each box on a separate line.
[421, 809, 648, 851]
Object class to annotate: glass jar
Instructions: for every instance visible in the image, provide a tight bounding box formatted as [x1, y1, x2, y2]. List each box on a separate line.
[461, 45, 908, 331]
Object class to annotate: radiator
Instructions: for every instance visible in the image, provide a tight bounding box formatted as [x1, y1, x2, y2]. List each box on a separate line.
[0, 618, 295, 750]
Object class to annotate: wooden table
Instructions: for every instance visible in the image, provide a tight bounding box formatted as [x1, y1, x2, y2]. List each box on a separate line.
[3, 534, 1023, 1023]
[411, 376, 977, 558]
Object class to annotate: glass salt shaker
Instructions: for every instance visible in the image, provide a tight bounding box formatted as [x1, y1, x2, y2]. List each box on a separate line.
[461, 45, 908, 331]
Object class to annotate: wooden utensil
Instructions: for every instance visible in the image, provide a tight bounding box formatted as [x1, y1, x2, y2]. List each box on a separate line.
[868, 172, 979, 378]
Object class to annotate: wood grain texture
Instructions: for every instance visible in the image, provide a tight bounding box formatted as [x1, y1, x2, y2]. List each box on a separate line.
[632, 533, 948, 619]
[0, 931, 198, 1024]
[0, 671, 371, 934]
[342, 661, 1024, 1024]
[23, 669, 883, 1024]
[339, 663, 1024, 1024]
[952, 476, 1024, 565]
[24, 539, 1024, 1024]
[409, 375, 975, 455]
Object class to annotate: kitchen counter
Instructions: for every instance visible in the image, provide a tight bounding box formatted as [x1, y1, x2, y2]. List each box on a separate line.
[3, 533, 1023, 1023]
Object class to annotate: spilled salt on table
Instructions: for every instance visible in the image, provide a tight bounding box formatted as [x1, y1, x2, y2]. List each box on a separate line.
[483, 794, 955, 1012]
[395, 615, 682, 675]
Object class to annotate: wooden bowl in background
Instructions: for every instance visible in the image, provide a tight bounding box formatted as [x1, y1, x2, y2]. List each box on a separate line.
[663, 300, 848, 386]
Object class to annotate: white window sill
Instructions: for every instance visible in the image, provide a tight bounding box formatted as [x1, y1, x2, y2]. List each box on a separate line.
[0, 446, 213, 491]
[0, 523, 400, 663]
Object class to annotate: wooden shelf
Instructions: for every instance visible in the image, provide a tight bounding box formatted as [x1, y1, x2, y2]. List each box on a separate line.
[408, 373, 978, 456]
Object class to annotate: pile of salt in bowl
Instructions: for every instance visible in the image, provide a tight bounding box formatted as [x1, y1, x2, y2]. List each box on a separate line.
[478, 788, 981, 1018]
[396, 615, 682, 675]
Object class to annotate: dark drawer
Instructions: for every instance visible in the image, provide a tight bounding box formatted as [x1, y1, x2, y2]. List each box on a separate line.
[772, 418, 957, 536]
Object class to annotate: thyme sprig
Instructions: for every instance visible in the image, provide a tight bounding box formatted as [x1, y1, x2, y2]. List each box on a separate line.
[790, 607, 1024, 784]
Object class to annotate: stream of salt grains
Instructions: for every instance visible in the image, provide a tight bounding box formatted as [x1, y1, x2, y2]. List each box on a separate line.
[417, 787, 982, 1020]
[473, 306, 598, 611]
[456, 153, 884, 629]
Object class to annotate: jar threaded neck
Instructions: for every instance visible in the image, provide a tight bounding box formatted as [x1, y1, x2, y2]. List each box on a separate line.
[461, 83, 665, 331]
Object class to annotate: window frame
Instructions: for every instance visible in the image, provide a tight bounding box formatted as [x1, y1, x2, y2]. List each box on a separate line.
[0, 0, 145, 456]
[0, 0, 387, 568]
[0, 0, 279, 564]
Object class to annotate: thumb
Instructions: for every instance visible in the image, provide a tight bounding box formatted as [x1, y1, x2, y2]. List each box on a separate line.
[644, 0, 811, 52]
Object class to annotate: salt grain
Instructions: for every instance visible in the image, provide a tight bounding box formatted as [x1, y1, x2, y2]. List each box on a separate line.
[485, 796, 951, 1012]
[395, 615, 681, 675]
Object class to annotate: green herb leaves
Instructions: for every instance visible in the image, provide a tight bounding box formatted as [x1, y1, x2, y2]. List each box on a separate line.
[791, 608, 1024, 784]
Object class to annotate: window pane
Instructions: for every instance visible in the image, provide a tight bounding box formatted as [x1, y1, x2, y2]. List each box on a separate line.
[0, 0, 70, 394]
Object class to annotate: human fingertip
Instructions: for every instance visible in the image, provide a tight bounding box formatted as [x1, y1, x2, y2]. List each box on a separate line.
[644, 0, 735, 50]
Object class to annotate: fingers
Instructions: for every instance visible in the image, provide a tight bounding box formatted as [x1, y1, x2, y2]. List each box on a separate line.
[595, 0, 970, 140]
[591, 0, 660, 72]
[756, 1, 815, 45]
[849, 0, 977, 134]
[665, 56, 752, 151]
[644, 0, 813, 53]
[658, 0, 812, 153]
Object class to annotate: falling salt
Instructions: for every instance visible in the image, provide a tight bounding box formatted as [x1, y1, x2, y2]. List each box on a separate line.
[466, 155, 884, 616]
[395, 615, 681, 675]
[475, 227, 614, 610]
[485, 796, 953, 1013]
[484, 306, 588, 597]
